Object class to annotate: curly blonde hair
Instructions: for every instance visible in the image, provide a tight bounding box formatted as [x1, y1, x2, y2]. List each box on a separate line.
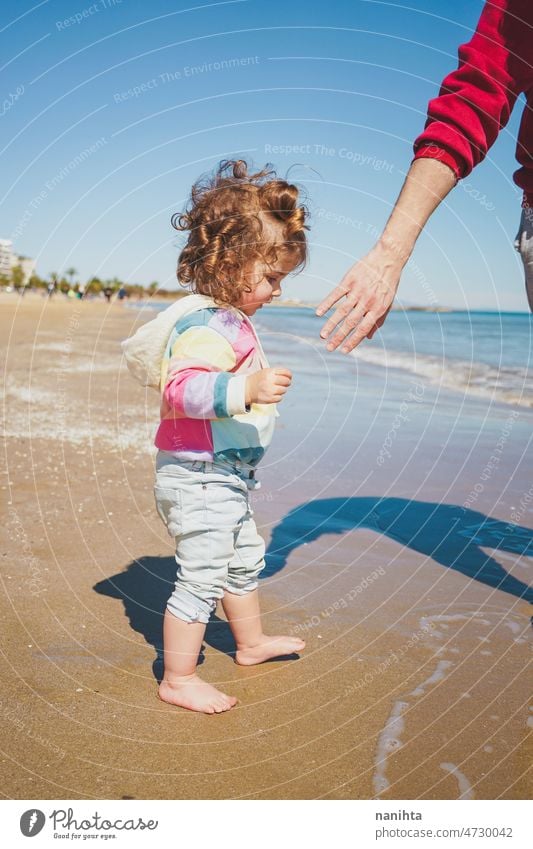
[171, 159, 309, 304]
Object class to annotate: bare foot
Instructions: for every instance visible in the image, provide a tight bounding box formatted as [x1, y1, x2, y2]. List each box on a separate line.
[235, 635, 306, 666]
[158, 674, 238, 714]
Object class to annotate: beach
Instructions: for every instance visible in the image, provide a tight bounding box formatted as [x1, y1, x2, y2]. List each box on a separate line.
[1, 292, 531, 800]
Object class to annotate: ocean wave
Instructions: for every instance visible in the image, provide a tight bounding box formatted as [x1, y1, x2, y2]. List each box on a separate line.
[257, 324, 532, 408]
[256, 316, 531, 407]
[351, 346, 531, 407]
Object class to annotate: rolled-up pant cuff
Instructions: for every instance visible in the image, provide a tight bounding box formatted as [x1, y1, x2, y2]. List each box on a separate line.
[224, 578, 260, 596]
[166, 587, 216, 624]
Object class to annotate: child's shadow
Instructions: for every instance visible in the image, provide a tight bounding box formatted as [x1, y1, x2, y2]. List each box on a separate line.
[93, 560, 237, 683]
[265, 497, 533, 604]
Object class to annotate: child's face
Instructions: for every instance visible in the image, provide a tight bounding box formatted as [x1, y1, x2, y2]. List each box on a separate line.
[238, 251, 298, 316]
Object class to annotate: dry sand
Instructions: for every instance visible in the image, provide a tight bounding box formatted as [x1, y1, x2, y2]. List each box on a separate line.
[1, 292, 531, 799]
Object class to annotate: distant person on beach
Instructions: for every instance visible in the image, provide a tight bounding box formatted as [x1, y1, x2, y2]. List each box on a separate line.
[47, 281, 57, 298]
[103, 286, 113, 303]
[117, 286, 128, 302]
[122, 160, 308, 713]
[317, 0, 533, 352]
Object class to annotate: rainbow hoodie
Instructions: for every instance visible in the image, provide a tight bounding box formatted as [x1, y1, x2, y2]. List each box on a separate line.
[129, 295, 278, 468]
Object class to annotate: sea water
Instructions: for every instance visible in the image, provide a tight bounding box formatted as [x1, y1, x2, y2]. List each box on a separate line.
[255, 307, 532, 408]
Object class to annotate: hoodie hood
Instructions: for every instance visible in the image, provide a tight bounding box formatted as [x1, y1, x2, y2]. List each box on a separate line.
[121, 294, 221, 390]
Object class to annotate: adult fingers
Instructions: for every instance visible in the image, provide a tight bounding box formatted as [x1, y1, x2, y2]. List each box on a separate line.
[315, 283, 350, 318]
[366, 309, 389, 340]
[323, 300, 370, 350]
[318, 284, 367, 341]
[340, 313, 378, 353]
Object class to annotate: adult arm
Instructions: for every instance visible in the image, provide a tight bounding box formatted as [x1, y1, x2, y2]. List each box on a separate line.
[317, 158, 457, 352]
[318, 0, 532, 352]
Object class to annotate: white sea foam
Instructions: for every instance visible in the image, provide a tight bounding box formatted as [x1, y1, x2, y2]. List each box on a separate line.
[419, 612, 479, 638]
[373, 657, 456, 795]
[409, 660, 454, 697]
[370, 602, 531, 798]
[373, 700, 409, 795]
[350, 346, 532, 407]
[440, 762, 474, 799]
[265, 320, 531, 409]
[4, 373, 157, 453]
[62, 361, 126, 374]
[5, 383, 57, 404]
[266, 321, 533, 407]
[1, 420, 156, 453]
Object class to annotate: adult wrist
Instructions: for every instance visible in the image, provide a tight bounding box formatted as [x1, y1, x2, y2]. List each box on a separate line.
[375, 232, 413, 268]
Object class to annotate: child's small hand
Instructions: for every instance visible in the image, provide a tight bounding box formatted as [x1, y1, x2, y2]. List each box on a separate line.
[245, 367, 292, 405]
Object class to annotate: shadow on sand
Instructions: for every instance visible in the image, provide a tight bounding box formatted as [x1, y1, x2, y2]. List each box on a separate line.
[94, 497, 532, 681]
[265, 497, 533, 603]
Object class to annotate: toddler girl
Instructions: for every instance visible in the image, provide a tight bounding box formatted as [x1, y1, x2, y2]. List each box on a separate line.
[130, 160, 308, 714]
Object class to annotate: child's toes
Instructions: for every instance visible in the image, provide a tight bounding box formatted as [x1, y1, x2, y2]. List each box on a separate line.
[281, 636, 303, 648]
[214, 695, 234, 712]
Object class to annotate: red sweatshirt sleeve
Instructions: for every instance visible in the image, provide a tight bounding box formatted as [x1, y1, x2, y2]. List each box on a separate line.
[413, 0, 533, 181]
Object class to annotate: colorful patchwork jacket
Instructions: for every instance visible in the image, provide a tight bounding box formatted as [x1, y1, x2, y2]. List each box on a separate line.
[154, 298, 277, 468]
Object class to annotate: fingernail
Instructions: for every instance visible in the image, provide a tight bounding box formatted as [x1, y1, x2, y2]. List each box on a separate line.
[326, 343, 334, 351]
[320, 332, 327, 339]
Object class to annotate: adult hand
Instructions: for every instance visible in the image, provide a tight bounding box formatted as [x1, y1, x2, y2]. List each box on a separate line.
[316, 239, 406, 353]
[245, 367, 292, 405]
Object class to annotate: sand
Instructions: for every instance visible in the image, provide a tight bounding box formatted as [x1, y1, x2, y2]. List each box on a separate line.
[1, 291, 531, 800]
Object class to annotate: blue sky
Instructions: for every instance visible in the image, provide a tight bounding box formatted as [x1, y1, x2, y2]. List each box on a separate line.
[1, 0, 529, 309]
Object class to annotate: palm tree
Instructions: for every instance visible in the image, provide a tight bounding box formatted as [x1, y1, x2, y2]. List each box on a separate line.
[29, 272, 45, 291]
[86, 276, 103, 295]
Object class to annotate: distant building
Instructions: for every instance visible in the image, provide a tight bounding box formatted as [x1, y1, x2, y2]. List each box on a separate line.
[15, 256, 36, 284]
[0, 238, 36, 284]
[0, 239, 12, 276]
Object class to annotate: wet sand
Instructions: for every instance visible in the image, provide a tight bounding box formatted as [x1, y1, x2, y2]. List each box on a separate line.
[1, 292, 531, 799]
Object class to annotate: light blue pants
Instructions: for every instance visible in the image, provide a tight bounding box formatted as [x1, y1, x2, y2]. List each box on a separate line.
[154, 453, 266, 624]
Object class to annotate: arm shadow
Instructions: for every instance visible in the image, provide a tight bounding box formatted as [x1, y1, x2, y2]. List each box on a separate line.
[264, 496, 533, 604]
